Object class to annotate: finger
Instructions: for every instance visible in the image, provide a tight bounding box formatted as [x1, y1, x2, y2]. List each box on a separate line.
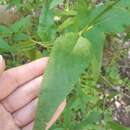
[0, 55, 5, 76]
[13, 99, 37, 127]
[0, 104, 19, 130]
[2, 76, 42, 113]
[0, 57, 48, 100]
[46, 100, 66, 130]
[22, 122, 34, 130]
[13, 99, 66, 129]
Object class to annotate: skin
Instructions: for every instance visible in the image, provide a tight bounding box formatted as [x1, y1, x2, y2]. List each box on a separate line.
[0, 55, 66, 130]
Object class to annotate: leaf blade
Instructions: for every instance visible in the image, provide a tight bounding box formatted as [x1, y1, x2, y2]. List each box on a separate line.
[33, 33, 91, 130]
[0, 38, 13, 52]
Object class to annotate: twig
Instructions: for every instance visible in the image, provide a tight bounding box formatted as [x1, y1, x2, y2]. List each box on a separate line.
[31, 39, 52, 49]
[100, 75, 113, 88]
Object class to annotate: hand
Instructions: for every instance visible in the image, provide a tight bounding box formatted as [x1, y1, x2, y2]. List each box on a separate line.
[0, 55, 66, 130]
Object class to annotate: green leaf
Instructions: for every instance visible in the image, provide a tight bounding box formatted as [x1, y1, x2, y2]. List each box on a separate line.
[117, 0, 130, 8]
[37, 5, 56, 42]
[69, 0, 90, 31]
[58, 18, 74, 32]
[14, 33, 29, 42]
[53, 128, 64, 130]
[75, 0, 130, 34]
[10, 16, 31, 33]
[49, 0, 64, 9]
[33, 33, 91, 130]
[85, 110, 101, 124]
[12, 40, 35, 53]
[96, 7, 130, 33]
[107, 121, 129, 130]
[0, 38, 13, 52]
[8, 0, 21, 9]
[85, 27, 105, 78]
[0, 25, 12, 36]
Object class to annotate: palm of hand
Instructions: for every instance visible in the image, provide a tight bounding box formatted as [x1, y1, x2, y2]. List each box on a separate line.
[0, 56, 66, 130]
[0, 104, 20, 130]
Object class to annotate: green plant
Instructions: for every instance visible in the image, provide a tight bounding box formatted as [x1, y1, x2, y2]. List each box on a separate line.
[33, 0, 130, 130]
[1, 0, 130, 130]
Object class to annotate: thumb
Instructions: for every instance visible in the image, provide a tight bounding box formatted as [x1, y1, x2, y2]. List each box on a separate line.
[0, 55, 5, 75]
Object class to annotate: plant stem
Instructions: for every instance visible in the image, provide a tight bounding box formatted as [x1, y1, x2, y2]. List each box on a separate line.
[100, 75, 113, 88]
[31, 39, 52, 49]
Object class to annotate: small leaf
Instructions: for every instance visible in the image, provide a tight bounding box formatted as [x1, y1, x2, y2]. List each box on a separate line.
[107, 121, 129, 130]
[85, 111, 101, 124]
[53, 129, 64, 130]
[85, 27, 105, 79]
[37, 5, 56, 42]
[10, 16, 31, 33]
[14, 33, 29, 42]
[0, 25, 11, 36]
[12, 40, 35, 53]
[49, 0, 64, 9]
[0, 38, 13, 52]
[58, 18, 74, 32]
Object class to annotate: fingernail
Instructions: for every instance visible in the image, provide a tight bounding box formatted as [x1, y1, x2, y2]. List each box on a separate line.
[0, 55, 3, 62]
[0, 55, 5, 69]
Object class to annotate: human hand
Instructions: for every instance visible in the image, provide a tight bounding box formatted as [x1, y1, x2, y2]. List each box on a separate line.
[0, 55, 66, 130]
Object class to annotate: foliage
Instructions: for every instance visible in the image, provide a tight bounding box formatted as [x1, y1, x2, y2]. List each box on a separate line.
[0, 0, 130, 130]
